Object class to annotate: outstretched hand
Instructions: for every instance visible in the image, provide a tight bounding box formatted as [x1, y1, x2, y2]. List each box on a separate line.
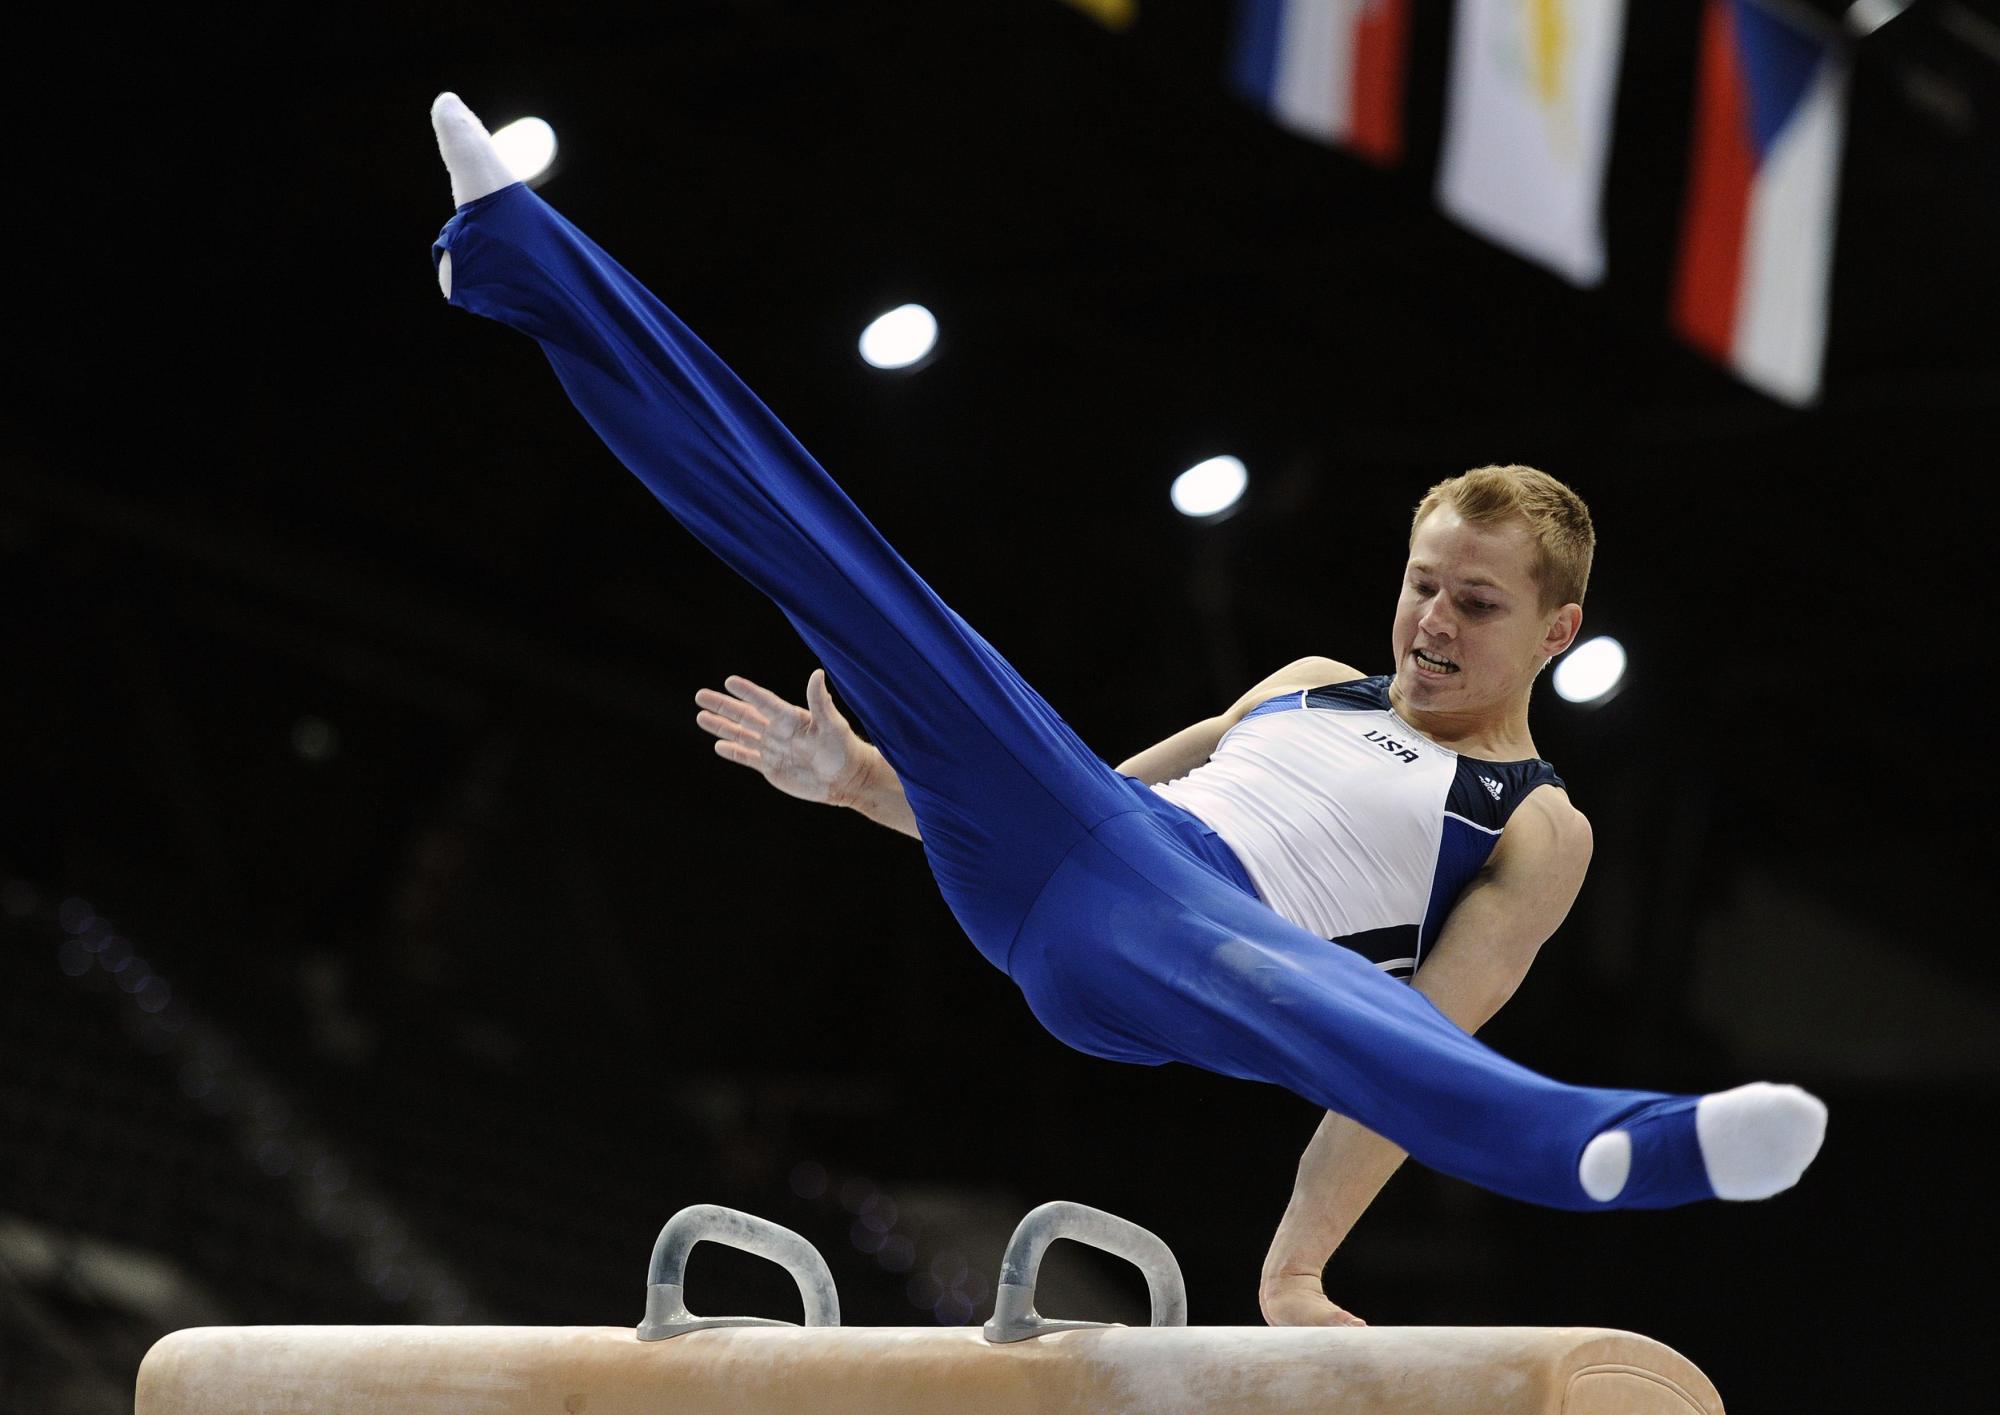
[694, 670, 874, 807]
[1259, 1272, 1368, 1328]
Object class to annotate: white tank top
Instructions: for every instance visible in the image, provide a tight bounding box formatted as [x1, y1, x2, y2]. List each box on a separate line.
[1149, 677, 1561, 976]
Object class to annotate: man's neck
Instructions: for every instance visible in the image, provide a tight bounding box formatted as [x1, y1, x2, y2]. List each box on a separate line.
[1386, 683, 1538, 761]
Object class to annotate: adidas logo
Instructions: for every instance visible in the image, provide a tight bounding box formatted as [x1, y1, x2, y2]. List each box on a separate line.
[1479, 775, 1504, 801]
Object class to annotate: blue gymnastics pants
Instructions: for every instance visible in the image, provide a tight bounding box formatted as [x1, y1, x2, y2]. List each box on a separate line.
[433, 183, 1712, 1210]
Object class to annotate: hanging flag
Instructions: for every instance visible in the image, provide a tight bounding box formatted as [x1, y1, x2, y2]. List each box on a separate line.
[1230, 0, 1413, 166]
[1672, 0, 1849, 406]
[1435, 0, 1629, 286]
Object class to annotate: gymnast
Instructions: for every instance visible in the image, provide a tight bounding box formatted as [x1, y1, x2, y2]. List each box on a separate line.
[428, 94, 1825, 1328]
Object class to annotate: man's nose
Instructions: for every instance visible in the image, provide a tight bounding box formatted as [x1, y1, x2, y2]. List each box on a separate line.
[1419, 596, 1454, 636]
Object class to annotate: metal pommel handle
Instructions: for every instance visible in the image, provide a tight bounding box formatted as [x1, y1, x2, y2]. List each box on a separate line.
[982, 1200, 1186, 1343]
[636, 1204, 840, 1341]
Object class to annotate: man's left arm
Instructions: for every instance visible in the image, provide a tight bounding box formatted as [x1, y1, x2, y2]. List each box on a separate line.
[1259, 787, 1594, 1326]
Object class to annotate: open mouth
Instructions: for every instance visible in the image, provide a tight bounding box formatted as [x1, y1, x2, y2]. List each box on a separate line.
[1413, 648, 1459, 676]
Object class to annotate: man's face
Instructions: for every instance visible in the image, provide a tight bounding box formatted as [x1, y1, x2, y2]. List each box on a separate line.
[1391, 508, 1578, 717]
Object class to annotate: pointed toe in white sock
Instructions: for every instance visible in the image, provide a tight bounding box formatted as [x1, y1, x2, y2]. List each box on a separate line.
[1696, 1082, 1828, 1200]
[432, 91, 516, 209]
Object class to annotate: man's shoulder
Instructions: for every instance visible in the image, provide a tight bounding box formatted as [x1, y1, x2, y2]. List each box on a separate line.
[1501, 784, 1593, 870]
[1224, 657, 1368, 722]
[1272, 656, 1367, 692]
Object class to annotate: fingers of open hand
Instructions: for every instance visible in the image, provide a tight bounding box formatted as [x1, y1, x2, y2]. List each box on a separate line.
[696, 686, 768, 727]
[695, 707, 762, 749]
[695, 697, 773, 774]
[722, 675, 804, 723]
[698, 677, 833, 791]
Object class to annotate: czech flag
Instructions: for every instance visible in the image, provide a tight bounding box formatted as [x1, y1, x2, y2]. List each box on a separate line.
[1229, 0, 1412, 166]
[1672, 0, 1850, 406]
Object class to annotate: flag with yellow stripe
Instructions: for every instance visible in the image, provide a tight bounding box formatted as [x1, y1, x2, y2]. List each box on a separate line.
[1436, 0, 1629, 286]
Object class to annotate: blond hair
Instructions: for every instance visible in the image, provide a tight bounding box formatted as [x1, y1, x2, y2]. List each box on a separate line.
[1410, 464, 1594, 611]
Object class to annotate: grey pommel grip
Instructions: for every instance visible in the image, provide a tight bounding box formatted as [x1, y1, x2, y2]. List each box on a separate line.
[636, 1204, 841, 1341]
[982, 1200, 1187, 1344]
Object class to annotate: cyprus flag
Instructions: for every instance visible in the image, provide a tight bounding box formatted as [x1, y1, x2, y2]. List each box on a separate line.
[1436, 0, 1628, 287]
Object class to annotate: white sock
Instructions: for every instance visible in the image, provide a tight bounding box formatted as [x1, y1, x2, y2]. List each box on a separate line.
[1695, 1082, 1828, 1200]
[1577, 1082, 1827, 1203]
[431, 92, 516, 209]
[430, 92, 518, 300]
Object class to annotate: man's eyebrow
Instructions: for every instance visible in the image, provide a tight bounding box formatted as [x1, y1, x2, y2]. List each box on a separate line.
[1408, 561, 1509, 592]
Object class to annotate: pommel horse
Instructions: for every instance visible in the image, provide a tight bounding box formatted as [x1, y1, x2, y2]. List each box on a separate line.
[137, 1200, 1725, 1414]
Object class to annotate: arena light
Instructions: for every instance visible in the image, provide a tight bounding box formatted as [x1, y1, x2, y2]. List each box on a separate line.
[1170, 456, 1248, 519]
[1553, 635, 1626, 705]
[1844, 0, 1914, 36]
[490, 116, 558, 187]
[858, 304, 939, 370]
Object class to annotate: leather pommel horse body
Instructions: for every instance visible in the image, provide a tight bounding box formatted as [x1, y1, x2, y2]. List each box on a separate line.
[135, 1203, 1726, 1415]
[137, 1322, 1724, 1415]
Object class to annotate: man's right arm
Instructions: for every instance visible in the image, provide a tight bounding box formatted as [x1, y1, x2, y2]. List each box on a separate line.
[1259, 787, 1593, 1326]
[694, 656, 1361, 837]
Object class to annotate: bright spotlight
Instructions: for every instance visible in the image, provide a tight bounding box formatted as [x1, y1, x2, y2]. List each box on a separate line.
[1170, 456, 1248, 519]
[1844, 0, 1913, 36]
[491, 116, 558, 186]
[859, 305, 938, 370]
[1553, 635, 1626, 705]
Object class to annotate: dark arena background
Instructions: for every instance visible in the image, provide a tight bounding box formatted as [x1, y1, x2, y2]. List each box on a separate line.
[7, 2, 1999, 1410]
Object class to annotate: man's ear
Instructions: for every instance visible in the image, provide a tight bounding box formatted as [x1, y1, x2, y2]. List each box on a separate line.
[1542, 603, 1583, 659]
